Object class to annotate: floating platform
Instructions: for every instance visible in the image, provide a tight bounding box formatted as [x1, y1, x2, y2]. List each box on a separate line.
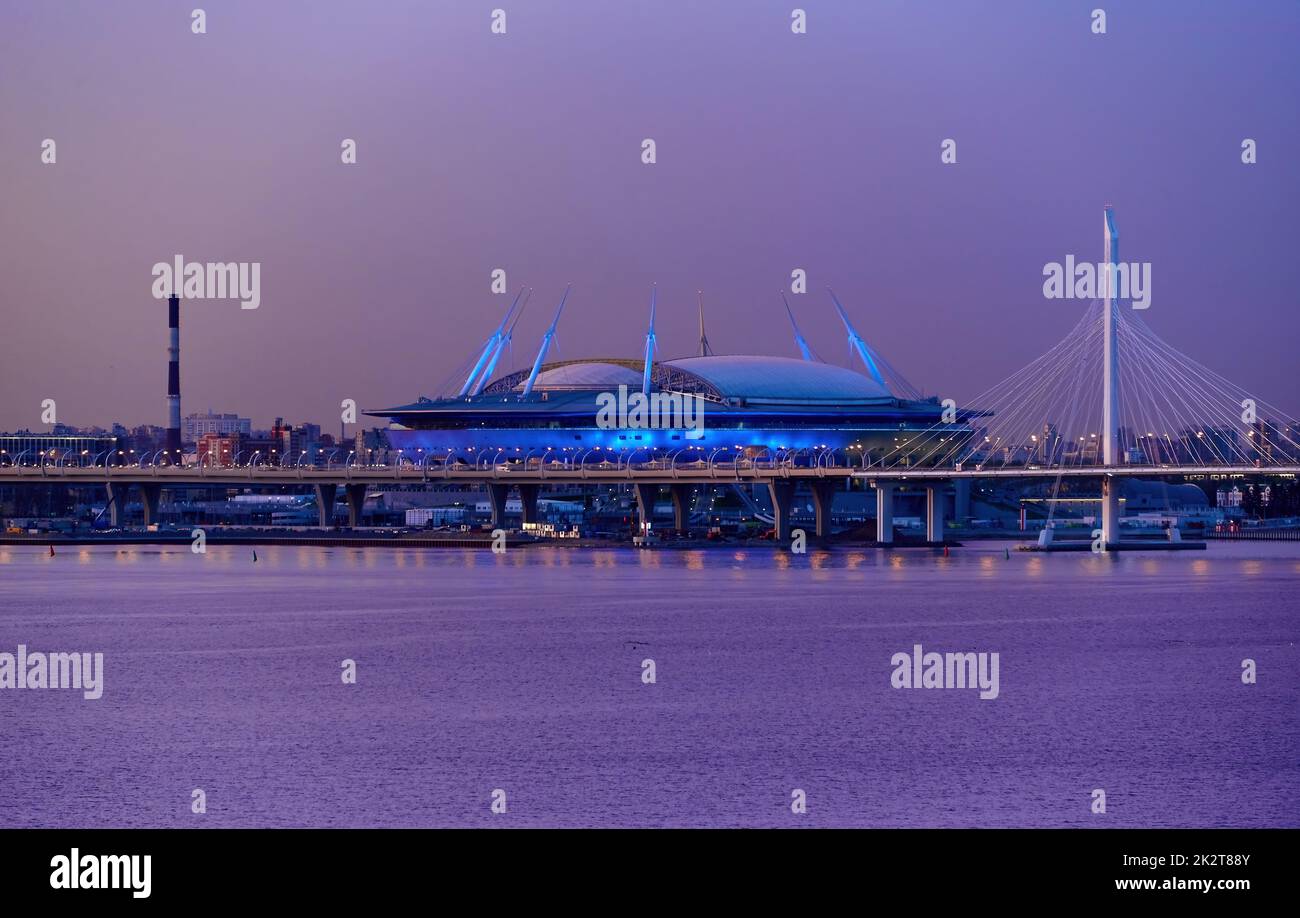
[1019, 540, 1205, 552]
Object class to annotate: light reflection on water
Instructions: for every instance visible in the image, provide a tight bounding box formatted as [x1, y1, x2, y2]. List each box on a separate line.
[0, 540, 1296, 829]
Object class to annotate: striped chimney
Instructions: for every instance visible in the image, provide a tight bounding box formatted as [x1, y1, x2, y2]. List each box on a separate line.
[166, 293, 181, 457]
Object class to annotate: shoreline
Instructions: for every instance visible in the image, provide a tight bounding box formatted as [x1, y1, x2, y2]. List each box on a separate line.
[0, 528, 1213, 551]
[0, 529, 979, 550]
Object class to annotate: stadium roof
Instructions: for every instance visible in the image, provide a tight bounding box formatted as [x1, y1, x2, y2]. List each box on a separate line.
[370, 354, 917, 419]
[661, 356, 891, 403]
[513, 361, 642, 391]
[491, 355, 894, 405]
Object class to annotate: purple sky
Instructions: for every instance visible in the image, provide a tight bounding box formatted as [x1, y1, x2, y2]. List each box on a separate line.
[1, 0, 1297, 432]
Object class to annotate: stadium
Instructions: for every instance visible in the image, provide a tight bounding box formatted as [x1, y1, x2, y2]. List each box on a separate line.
[368, 289, 971, 466]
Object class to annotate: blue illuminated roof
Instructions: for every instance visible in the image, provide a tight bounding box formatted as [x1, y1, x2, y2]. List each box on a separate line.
[661, 356, 891, 403]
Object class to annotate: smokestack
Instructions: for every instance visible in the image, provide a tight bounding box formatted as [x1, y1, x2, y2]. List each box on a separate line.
[166, 293, 181, 457]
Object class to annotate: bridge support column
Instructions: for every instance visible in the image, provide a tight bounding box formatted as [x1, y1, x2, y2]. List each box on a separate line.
[669, 485, 692, 531]
[344, 483, 367, 527]
[486, 483, 509, 529]
[517, 484, 541, 526]
[767, 480, 795, 542]
[925, 483, 945, 543]
[105, 482, 130, 528]
[314, 483, 337, 528]
[954, 478, 971, 521]
[811, 480, 838, 538]
[1101, 475, 1121, 548]
[633, 483, 660, 535]
[139, 483, 162, 528]
[874, 482, 896, 544]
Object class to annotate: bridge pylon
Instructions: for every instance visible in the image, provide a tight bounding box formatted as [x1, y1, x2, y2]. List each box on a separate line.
[1101, 474, 1121, 548]
[1102, 205, 1121, 467]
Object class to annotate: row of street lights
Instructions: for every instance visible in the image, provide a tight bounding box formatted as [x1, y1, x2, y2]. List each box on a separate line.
[2, 443, 870, 472]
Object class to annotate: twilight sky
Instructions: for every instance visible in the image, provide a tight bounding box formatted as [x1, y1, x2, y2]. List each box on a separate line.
[1, 0, 1297, 432]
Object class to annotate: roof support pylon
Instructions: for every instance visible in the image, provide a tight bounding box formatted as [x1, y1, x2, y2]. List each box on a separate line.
[521, 286, 570, 398]
[827, 288, 887, 389]
[642, 285, 657, 396]
[472, 289, 532, 395]
[782, 292, 814, 361]
[458, 289, 524, 397]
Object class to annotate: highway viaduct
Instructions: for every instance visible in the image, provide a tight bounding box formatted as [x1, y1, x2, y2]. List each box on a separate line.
[3, 462, 1295, 547]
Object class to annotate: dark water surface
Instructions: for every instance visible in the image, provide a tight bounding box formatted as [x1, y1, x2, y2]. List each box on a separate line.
[1, 541, 1296, 827]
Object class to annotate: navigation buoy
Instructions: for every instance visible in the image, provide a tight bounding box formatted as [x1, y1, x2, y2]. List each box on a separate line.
[48, 545, 55, 557]
[1004, 547, 1010, 560]
[943, 545, 949, 557]
[252, 550, 258, 563]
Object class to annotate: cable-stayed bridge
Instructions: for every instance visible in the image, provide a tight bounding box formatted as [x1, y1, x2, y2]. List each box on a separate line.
[852, 206, 1299, 545]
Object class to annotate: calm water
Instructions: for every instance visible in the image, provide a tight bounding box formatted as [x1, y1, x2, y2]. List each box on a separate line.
[0, 541, 1296, 828]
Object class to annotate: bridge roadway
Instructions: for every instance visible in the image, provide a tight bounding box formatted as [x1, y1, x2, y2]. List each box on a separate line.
[2, 463, 1296, 546]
